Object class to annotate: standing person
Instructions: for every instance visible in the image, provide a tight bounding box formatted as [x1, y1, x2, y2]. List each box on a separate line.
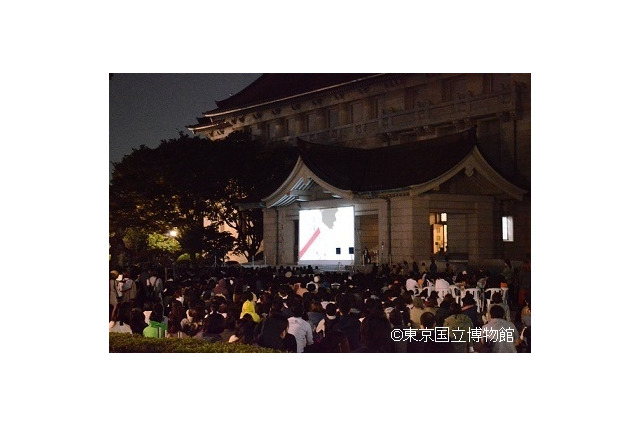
[501, 258, 514, 303]
[135, 267, 150, 308]
[120, 271, 135, 303]
[146, 269, 163, 305]
[109, 302, 133, 334]
[444, 263, 454, 277]
[429, 258, 438, 278]
[518, 256, 531, 308]
[109, 270, 120, 309]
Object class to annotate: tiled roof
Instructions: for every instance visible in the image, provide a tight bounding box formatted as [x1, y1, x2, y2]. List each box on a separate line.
[206, 73, 382, 114]
[296, 128, 478, 193]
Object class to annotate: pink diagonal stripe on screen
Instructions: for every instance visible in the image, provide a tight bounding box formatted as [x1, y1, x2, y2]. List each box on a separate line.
[299, 228, 321, 259]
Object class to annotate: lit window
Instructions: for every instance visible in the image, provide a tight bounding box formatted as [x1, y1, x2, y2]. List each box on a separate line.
[502, 216, 514, 242]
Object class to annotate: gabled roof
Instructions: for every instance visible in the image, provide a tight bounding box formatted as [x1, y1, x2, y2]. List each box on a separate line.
[262, 128, 528, 208]
[298, 128, 478, 193]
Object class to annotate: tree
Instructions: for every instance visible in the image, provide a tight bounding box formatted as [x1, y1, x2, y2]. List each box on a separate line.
[110, 133, 230, 266]
[213, 132, 297, 260]
[109, 131, 297, 267]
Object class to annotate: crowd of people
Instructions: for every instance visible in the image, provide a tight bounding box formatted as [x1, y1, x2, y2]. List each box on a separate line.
[109, 257, 531, 353]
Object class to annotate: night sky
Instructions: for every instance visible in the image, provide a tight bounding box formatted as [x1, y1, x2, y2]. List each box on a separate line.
[109, 73, 261, 170]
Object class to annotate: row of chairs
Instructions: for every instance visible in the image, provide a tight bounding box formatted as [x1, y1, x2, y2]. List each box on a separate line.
[427, 286, 508, 313]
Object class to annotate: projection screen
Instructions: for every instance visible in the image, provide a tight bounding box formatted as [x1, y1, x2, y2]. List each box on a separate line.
[298, 206, 355, 262]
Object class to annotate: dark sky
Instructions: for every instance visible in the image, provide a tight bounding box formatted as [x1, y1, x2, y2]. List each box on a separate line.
[109, 73, 261, 169]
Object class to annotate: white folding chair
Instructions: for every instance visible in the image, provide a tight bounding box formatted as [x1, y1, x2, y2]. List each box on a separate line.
[463, 288, 482, 313]
[450, 286, 461, 305]
[485, 288, 504, 312]
[436, 288, 452, 305]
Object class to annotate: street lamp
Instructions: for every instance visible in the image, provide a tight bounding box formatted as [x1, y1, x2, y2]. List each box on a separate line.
[168, 229, 178, 280]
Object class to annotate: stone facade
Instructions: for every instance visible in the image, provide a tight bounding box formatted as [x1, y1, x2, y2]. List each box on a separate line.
[189, 73, 531, 269]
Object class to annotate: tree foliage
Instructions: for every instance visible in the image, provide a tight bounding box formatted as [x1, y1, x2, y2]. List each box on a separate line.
[109, 131, 297, 268]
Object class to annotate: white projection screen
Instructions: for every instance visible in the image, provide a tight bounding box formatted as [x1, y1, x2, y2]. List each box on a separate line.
[298, 206, 355, 263]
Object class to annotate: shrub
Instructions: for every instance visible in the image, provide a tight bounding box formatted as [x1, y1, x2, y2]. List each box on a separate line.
[109, 333, 282, 353]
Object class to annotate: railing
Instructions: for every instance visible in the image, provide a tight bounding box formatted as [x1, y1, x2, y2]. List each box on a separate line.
[278, 87, 517, 143]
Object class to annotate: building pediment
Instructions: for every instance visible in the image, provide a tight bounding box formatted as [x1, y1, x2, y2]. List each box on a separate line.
[262, 128, 527, 208]
[262, 157, 355, 208]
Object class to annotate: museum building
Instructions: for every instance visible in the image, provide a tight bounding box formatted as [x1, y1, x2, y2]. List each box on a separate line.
[188, 73, 531, 268]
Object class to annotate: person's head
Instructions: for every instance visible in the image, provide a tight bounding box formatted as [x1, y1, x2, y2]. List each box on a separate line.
[309, 300, 324, 313]
[443, 294, 454, 304]
[204, 313, 226, 335]
[449, 302, 462, 315]
[491, 292, 503, 304]
[274, 315, 289, 339]
[462, 294, 475, 307]
[290, 299, 305, 318]
[425, 297, 438, 308]
[338, 298, 351, 316]
[325, 303, 338, 318]
[420, 312, 436, 329]
[234, 317, 256, 344]
[489, 304, 505, 320]
[149, 303, 164, 323]
[413, 297, 424, 309]
[169, 300, 186, 322]
[388, 309, 404, 328]
[361, 314, 393, 352]
[189, 305, 205, 324]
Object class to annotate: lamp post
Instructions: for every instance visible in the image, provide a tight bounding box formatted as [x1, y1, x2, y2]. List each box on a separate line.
[168, 229, 178, 281]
